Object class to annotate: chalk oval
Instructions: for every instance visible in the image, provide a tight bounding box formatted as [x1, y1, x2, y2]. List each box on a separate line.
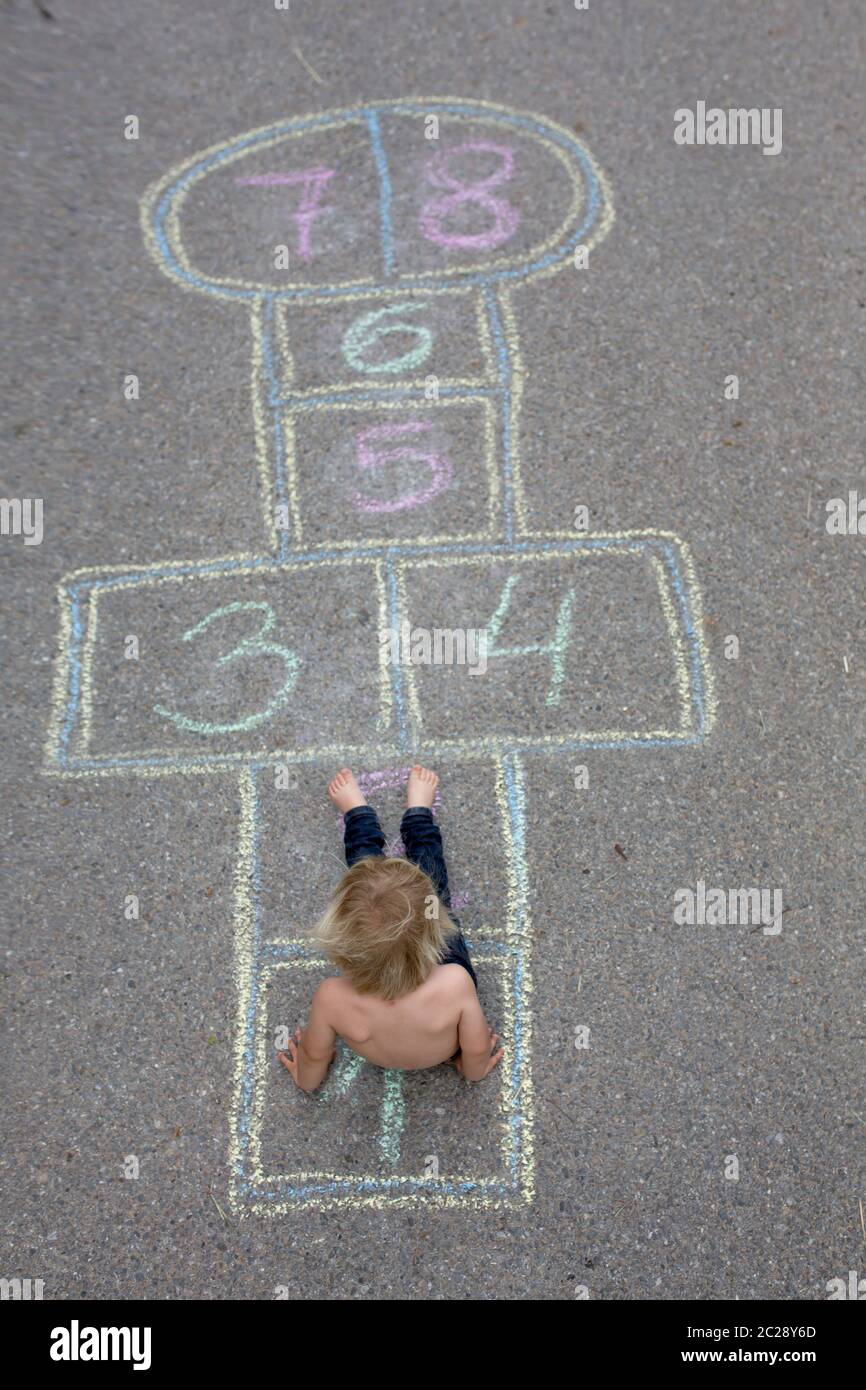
[142, 97, 614, 301]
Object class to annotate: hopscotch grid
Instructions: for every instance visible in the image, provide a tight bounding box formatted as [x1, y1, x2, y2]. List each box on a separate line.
[141, 99, 613, 304]
[230, 752, 530, 1209]
[45, 532, 713, 775]
[47, 538, 704, 772]
[45, 100, 715, 1217]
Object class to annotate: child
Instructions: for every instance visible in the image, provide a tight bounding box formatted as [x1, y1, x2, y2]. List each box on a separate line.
[278, 764, 504, 1092]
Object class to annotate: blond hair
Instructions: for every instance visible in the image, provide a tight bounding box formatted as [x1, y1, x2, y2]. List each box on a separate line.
[314, 857, 453, 1000]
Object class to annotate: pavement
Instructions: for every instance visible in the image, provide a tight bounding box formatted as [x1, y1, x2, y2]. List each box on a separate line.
[1, 0, 864, 1300]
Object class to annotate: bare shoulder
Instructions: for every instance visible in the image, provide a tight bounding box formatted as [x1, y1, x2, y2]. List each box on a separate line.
[436, 963, 478, 1000]
[312, 975, 347, 1015]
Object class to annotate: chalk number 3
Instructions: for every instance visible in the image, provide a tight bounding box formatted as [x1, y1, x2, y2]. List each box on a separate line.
[154, 601, 299, 735]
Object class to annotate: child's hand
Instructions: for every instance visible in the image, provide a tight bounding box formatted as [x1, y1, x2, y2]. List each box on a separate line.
[277, 1028, 304, 1088]
[454, 1030, 503, 1079]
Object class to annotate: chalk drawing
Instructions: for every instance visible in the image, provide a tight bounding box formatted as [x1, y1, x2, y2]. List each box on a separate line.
[153, 600, 300, 735]
[352, 421, 453, 512]
[320, 1048, 406, 1169]
[235, 166, 335, 263]
[420, 141, 521, 250]
[43, 99, 716, 1216]
[341, 302, 434, 375]
[486, 572, 577, 708]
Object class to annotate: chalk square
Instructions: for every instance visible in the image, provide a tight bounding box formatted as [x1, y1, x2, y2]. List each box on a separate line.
[246, 952, 515, 1209]
[376, 109, 581, 281]
[231, 757, 532, 1212]
[273, 288, 496, 395]
[397, 542, 696, 746]
[169, 115, 385, 293]
[281, 396, 501, 548]
[254, 759, 506, 942]
[56, 560, 389, 770]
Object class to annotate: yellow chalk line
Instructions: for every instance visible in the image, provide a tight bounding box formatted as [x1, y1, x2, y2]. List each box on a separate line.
[52, 528, 685, 584]
[374, 560, 392, 733]
[648, 552, 693, 734]
[495, 754, 534, 1203]
[393, 561, 422, 735]
[677, 539, 717, 735]
[497, 286, 529, 537]
[44, 725, 699, 781]
[228, 766, 257, 1215]
[250, 299, 280, 554]
[78, 587, 100, 754]
[43, 581, 73, 771]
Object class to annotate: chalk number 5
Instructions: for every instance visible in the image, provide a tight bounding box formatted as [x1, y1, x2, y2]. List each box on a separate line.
[154, 601, 299, 735]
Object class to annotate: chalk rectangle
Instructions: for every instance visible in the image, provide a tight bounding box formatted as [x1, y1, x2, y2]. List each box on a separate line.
[273, 289, 495, 395]
[280, 396, 501, 549]
[396, 542, 700, 748]
[46, 533, 710, 776]
[230, 756, 533, 1213]
[51, 558, 389, 771]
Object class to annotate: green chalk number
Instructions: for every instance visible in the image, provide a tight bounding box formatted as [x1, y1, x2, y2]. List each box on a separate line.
[154, 600, 300, 735]
[341, 302, 433, 375]
[487, 573, 576, 707]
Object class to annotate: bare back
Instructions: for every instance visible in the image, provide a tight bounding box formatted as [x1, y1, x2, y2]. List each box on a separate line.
[320, 965, 475, 1070]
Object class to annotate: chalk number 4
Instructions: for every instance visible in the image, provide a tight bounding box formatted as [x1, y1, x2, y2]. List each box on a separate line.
[487, 574, 576, 707]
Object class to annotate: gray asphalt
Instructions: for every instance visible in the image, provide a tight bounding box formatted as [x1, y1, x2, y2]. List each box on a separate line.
[1, 0, 864, 1300]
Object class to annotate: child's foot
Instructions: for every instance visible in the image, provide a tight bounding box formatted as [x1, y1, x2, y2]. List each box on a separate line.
[328, 768, 367, 813]
[406, 764, 438, 808]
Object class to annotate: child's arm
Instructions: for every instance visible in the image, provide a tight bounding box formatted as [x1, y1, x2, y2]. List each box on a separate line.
[454, 984, 504, 1081]
[278, 981, 338, 1093]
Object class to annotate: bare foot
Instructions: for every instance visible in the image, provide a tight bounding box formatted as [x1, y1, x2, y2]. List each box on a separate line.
[328, 768, 366, 812]
[406, 763, 438, 808]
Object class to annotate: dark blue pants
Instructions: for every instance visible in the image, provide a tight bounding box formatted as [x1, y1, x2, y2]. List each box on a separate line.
[343, 804, 477, 987]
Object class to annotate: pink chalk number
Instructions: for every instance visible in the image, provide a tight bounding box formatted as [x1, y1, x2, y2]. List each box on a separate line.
[419, 141, 520, 250]
[235, 166, 335, 264]
[351, 421, 452, 513]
